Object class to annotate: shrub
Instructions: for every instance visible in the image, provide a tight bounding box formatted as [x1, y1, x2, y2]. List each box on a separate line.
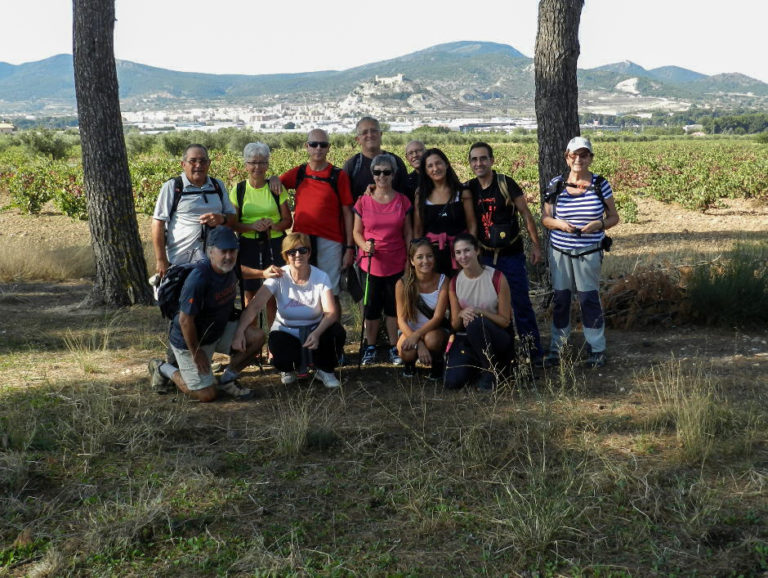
[18, 129, 77, 160]
[685, 244, 768, 327]
[6, 163, 53, 214]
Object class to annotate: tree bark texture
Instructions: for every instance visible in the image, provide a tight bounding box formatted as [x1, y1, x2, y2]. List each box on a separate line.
[73, 0, 153, 306]
[535, 0, 584, 196]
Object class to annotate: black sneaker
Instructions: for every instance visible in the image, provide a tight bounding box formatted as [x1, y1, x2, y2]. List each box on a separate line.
[402, 362, 417, 378]
[476, 372, 495, 392]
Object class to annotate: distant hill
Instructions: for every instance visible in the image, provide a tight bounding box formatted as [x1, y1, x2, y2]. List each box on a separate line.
[1, 41, 766, 116]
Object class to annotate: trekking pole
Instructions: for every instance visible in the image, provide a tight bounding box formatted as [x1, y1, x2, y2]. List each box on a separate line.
[357, 239, 375, 371]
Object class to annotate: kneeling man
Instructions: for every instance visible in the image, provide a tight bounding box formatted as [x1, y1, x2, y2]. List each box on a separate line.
[149, 227, 265, 401]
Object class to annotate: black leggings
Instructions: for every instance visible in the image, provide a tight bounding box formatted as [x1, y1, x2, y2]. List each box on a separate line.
[269, 323, 346, 373]
[445, 317, 514, 389]
[362, 271, 402, 320]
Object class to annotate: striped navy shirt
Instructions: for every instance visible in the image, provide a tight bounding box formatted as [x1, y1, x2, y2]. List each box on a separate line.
[548, 174, 613, 251]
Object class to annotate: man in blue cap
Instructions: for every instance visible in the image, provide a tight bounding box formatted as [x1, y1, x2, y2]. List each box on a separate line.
[148, 227, 265, 401]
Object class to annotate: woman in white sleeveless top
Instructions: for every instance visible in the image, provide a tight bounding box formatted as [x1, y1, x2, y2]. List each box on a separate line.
[395, 239, 449, 379]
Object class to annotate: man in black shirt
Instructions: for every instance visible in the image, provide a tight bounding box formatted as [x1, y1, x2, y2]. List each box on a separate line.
[465, 142, 543, 364]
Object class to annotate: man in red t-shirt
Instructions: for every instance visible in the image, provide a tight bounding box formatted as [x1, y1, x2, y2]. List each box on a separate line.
[280, 129, 355, 298]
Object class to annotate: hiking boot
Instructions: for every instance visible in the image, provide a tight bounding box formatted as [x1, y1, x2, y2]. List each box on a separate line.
[361, 345, 377, 366]
[216, 380, 255, 401]
[315, 369, 340, 388]
[388, 346, 403, 366]
[542, 353, 561, 368]
[402, 362, 417, 378]
[148, 358, 172, 394]
[280, 371, 297, 385]
[583, 351, 606, 368]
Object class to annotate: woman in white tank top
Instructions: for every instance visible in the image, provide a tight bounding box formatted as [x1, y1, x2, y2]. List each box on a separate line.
[446, 233, 514, 391]
[395, 239, 449, 379]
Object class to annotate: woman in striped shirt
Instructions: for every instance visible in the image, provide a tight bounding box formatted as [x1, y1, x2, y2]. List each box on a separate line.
[541, 137, 620, 368]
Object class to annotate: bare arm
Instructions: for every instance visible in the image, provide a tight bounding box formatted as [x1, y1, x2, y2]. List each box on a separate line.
[151, 218, 170, 277]
[232, 285, 273, 351]
[514, 196, 542, 265]
[461, 188, 477, 238]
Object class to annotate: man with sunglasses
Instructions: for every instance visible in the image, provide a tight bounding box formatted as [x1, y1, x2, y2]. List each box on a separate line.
[342, 116, 409, 201]
[279, 129, 355, 299]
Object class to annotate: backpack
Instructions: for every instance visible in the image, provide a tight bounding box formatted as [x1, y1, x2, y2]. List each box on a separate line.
[170, 176, 224, 220]
[157, 261, 244, 320]
[294, 163, 342, 198]
[450, 268, 503, 295]
[235, 180, 281, 224]
[156, 261, 205, 320]
[544, 173, 608, 218]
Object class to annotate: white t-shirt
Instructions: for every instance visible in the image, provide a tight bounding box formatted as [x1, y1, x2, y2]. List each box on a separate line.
[264, 265, 332, 339]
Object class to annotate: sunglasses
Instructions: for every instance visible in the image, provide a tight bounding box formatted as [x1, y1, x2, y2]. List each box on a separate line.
[372, 169, 393, 176]
[307, 141, 329, 148]
[568, 151, 592, 159]
[285, 246, 310, 257]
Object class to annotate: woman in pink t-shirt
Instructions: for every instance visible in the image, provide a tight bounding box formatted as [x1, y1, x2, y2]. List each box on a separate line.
[353, 153, 413, 366]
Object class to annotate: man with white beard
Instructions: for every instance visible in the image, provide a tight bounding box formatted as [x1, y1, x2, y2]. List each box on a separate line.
[148, 227, 266, 402]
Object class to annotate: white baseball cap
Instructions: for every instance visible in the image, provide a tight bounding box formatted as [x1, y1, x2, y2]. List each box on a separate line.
[566, 136, 593, 153]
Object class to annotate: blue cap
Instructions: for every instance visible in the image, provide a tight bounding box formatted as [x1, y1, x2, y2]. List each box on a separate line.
[208, 226, 239, 250]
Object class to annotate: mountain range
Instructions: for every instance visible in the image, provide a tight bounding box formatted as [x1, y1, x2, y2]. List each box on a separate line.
[1, 41, 766, 117]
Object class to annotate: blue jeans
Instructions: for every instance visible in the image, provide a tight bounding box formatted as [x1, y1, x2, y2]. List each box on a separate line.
[481, 252, 542, 359]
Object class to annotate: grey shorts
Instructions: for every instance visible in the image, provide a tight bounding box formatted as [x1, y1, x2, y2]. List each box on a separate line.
[170, 321, 238, 391]
[315, 237, 343, 296]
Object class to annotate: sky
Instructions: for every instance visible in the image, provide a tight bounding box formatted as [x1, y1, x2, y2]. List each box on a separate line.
[2, 0, 766, 83]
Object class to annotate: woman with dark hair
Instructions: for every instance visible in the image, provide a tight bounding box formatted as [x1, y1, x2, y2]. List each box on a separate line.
[395, 238, 449, 379]
[413, 148, 477, 275]
[445, 233, 514, 391]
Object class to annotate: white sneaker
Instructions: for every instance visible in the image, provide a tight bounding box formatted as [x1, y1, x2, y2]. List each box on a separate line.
[280, 371, 297, 385]
[315, 369, 340, 388]
[216, 380, 255, 401]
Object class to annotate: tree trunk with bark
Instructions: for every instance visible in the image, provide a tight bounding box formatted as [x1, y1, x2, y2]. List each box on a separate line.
[73, 0, 153, 306]
[535, 0, 584, 196]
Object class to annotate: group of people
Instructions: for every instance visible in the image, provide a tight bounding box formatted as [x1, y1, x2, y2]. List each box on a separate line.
[147, 116, 619, 401]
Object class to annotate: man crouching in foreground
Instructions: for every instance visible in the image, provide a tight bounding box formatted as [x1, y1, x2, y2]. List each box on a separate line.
[149, 227, 266, 401]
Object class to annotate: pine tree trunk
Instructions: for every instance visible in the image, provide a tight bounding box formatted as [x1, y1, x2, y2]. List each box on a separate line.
[72, 0, 153, 306]
[535, 0, 584, 196]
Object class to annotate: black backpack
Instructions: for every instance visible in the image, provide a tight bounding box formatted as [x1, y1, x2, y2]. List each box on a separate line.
[544, 173, 608, 218]
[235, 180, 281, 223]
[157, 261, 244, 320]
[294, 163, 342, 198]
[170, 176, 224, 220]
[157, 261, 205, 320]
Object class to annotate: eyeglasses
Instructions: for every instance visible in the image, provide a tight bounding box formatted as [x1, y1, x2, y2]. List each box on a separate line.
[406, 149, 425, 157]
[372, 169, 393, 177]
[307, 141, 329, 148]
[185, 158, 210, 165]
[245, 160, 269, 166]
[358, 128, 381, 136]
[568, 151, 592, 159]
[469, 155, 491, 163]
[285, 247, 310, 257]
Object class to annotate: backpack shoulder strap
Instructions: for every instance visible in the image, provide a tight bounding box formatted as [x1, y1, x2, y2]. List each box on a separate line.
[496, 173, 511, 207]
[351, 153, 363, 179]
[592, 175, 608, 210]
[295, 163, 308, 190]
[492, 269, 503, 294]
[236, 181, 246, 221]
[329, 166, 341, 197]
[170, 176, 185, 220]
